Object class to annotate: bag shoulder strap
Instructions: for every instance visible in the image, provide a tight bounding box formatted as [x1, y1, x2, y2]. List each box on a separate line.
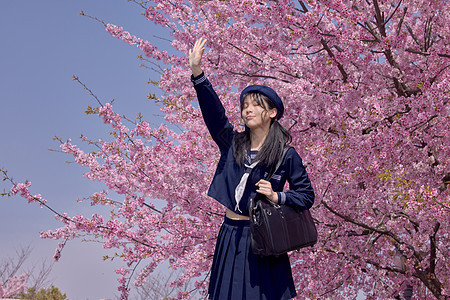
[264, 145, 292, 181]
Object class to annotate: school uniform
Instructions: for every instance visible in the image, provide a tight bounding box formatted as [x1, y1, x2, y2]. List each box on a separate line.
[191, 72, 315, 300]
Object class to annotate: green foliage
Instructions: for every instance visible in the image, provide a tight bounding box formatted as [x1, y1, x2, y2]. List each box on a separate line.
[17, 285, 66, 300]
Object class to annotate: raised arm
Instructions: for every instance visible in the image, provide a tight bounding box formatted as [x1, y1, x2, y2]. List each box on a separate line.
[189, 38, 234, 151]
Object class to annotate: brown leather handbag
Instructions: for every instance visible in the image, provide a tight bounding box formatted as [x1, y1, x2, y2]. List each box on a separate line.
[249, 147, 318, 256]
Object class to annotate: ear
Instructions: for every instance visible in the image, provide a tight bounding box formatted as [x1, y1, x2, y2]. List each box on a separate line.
[269, 108, 277, 119]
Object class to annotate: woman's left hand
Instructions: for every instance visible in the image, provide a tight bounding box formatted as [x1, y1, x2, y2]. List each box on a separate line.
[255, 179, 278, 203]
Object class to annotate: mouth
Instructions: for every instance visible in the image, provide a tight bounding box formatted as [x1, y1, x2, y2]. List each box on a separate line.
[246, 116, 255, 120]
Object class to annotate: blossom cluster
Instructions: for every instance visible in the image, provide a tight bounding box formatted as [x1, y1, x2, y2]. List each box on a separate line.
[8, 1, 449, 299]
[0, 273, 28, 298]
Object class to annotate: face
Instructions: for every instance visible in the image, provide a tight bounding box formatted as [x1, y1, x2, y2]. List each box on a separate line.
[241, 94, 277, 131]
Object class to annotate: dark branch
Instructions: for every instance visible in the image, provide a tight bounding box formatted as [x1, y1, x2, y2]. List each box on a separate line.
[384, 0, 403, 26]
[227, 70, 291, 83]
[429, 222, 440, 275]
[320, 39, 348, 83]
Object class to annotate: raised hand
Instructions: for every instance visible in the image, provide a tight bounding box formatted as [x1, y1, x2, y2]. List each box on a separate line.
[188, 37, 207, 77]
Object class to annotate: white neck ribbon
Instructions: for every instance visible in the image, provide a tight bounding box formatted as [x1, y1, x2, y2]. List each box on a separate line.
[234, 160, 259, 213]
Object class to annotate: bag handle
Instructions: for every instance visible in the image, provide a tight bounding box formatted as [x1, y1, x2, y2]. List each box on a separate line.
[251, 145, 292, 209]
[264, 145, 292, 181]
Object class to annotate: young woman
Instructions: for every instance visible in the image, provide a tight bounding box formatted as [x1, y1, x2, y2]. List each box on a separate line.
[189, 38, 315, 300]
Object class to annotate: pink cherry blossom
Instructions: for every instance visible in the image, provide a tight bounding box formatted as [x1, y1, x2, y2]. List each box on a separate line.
[0, 273, 28, 298]
[2, 1, 449, 299]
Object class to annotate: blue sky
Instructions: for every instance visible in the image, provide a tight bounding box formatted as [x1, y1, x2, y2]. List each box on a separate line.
[1, 1, 173, 298]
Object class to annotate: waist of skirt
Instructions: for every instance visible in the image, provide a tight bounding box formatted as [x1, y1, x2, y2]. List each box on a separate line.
[223, 215, 250, 227]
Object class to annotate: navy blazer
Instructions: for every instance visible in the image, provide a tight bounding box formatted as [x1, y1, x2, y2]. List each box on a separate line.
[192, 73, 314, 215]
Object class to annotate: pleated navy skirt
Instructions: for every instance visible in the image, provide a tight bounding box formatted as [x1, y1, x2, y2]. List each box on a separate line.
[208, 216, 297, 300]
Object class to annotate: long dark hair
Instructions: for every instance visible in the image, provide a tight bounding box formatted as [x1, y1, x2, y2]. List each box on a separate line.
[233, 92, 292, 169]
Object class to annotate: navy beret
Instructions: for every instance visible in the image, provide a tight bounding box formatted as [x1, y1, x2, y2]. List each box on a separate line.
[240, 85, 284, 120]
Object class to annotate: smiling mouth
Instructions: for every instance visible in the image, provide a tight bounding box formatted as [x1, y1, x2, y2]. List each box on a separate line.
[246, 116, 255, 120]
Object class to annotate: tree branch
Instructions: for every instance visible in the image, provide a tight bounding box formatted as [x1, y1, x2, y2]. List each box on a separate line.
[429, 222, 440, 275]
[79, 10, 107, 27]
[227, 42, 263, 62]
[227, 70, 291, 83]
[72, 76, 104, 107]
[373, 0, 387, 37]
[320, 39, 348, 83]
[362, 105, 411, 135]
[384, 0, 403, 26]
[396, 7, 407, 35]
[321, 200, 421, 259]
[405, 24, 422, 48]
[299, 0, 308, 13]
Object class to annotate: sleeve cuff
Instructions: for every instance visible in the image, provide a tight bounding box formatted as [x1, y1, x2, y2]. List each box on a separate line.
[277, 192, 286, 205]
[190, 72, 206, 86]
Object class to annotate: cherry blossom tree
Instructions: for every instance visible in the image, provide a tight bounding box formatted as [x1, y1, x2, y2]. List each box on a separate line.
[2, 0, 449, 299]
[0, 246, 52, 299]
[0, 274, 28, 299]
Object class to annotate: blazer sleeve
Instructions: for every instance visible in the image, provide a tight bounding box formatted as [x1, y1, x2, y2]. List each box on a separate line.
[277, 148, 315, 210]
[191, 72, 234, 151]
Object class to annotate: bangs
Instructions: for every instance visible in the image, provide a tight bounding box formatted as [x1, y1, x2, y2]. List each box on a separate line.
[240, 92, 272, 112]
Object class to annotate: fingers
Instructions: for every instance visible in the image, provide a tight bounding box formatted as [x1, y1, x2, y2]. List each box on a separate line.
[256, 180, 278, 203]
[255, 179, 270, 186]
[188, 38, 207, 59]
[255, 180, 273, 195]
[189, 37, 207, 76]
[194, 37, 207, 49]
[193, 37, 206, 55]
